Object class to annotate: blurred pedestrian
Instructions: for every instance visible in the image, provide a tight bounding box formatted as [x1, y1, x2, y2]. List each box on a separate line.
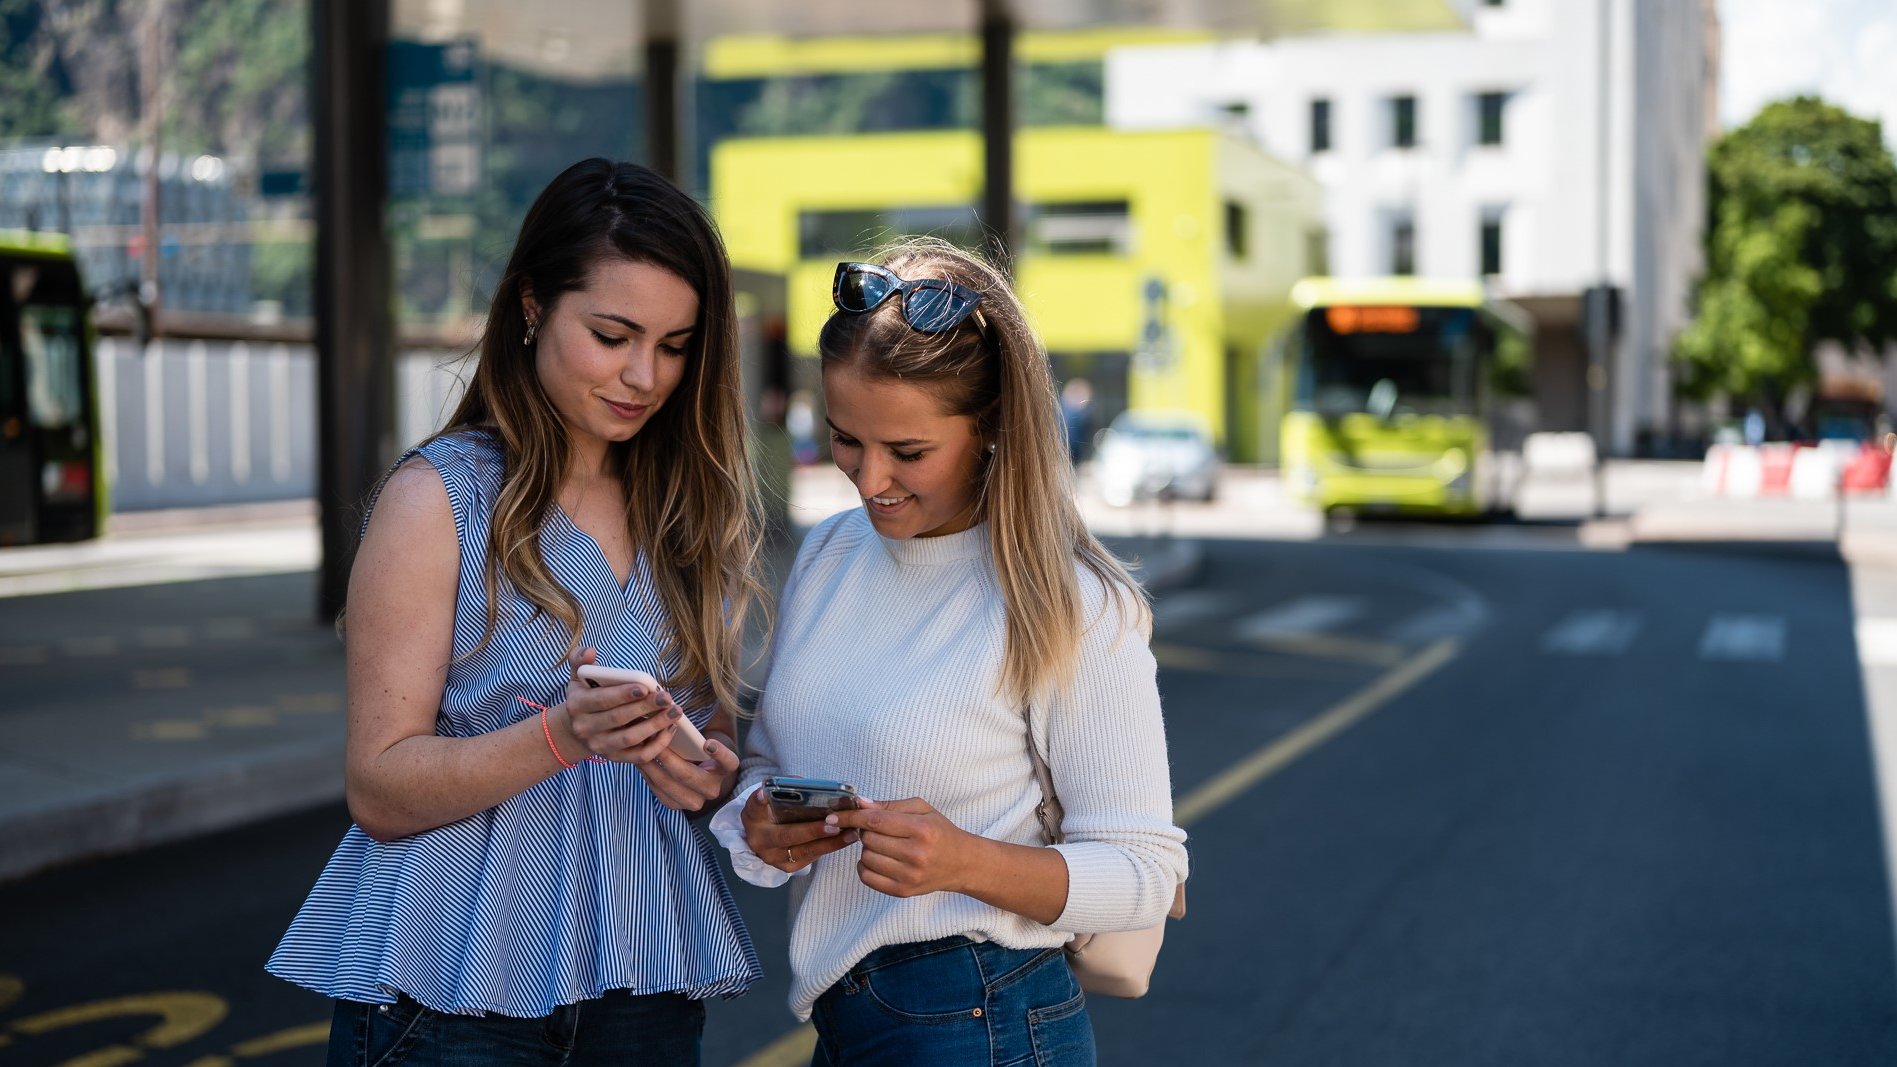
[268, 158, 764, 1066]
[1061, 376, 1094, 465]
[711, 240, 1189, 1065]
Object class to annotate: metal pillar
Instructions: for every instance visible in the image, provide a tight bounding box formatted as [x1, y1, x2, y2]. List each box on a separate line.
[312, 0, 396, 620]
[644, 0, 684, 184]
[979, 3, 1017, 269]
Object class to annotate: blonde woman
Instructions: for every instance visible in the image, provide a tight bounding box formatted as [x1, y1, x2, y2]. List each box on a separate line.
[269, 159, 764, 1066]
[711, 241, 1188, 1065]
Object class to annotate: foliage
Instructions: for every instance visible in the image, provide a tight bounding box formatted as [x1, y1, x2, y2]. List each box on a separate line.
[1676, 96, 1897, 410]
[0, 0, 71, 137]
[168, 0, 308, 167]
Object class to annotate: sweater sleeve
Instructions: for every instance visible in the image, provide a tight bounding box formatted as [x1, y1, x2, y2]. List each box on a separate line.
[717, 515, 865, 887]
[1042, 574, 1189, 933]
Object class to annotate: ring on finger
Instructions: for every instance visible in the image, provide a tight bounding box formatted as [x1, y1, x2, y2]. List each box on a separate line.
[785, 847, 795, 866]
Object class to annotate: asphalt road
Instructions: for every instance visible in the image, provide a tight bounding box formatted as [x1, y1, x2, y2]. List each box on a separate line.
[3, 533, 1895, 1065]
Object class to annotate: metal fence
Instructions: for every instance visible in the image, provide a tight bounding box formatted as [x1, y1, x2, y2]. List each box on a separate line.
[98, 336, 472, 511]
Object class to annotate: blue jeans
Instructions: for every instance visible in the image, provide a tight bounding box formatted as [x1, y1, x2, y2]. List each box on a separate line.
[810, 936, 1095, 1067]
[326, 989, 705, 1067]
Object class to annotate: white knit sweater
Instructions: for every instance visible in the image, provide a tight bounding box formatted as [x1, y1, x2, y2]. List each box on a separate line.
[713, 508, 1189, 1021]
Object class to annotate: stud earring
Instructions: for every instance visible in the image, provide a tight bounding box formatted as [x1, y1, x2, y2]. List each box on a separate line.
[986, 441, 997, 453]
[523, 317, 539, 346]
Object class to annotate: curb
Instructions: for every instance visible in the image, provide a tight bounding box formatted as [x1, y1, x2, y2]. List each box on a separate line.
[0, 743, 345, 884]
[2, 530, 1207, 884]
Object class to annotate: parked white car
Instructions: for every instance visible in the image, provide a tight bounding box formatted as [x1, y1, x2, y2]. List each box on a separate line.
[1093, 410, 1221, 506]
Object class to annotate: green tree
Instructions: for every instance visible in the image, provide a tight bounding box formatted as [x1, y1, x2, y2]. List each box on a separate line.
[1676, 96, 1897, 423]
[0, 0, 72, 137]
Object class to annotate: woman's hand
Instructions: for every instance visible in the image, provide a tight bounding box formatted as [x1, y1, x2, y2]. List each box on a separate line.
[560, 647, 679, 764]
[634, 738, 741, 814]
[739, 786, 861, 873]
[827, 798, 981, 899]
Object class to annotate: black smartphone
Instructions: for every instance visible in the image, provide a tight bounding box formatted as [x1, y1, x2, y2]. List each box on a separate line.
[764, 776, 861, 823]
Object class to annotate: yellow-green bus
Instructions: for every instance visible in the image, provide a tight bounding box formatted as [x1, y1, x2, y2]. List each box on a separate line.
[1275, 277, 1530, 518]
[0, 230, 104, 544]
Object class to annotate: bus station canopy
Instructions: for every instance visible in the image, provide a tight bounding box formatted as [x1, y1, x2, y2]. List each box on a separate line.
[310, 0, 1471, 617]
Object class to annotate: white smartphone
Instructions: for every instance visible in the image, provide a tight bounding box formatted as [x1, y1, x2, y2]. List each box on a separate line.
[573, 664, 709, 762]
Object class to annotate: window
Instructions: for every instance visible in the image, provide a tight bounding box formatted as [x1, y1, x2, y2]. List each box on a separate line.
[798, 205, 982, 259]
[1024, 201, 1131, 256]
[1480, 211, 1504, 276]
[1477, 92, 1506, 146]
[1390, 215, 1415, 276]
[1224, 201, 1248, 259]
[1304, 226, 1331, 276]
[1310, 98, 1332, 154]
[1389, 95, 1417, 149]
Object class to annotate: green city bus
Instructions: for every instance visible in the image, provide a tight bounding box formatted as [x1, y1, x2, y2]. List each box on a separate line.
[1275, 277, 1530, 518]
[0, 230, 104, 544]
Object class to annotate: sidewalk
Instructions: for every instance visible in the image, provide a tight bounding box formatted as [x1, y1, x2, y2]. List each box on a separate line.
[14, 456, 1886, 882]
[0, 476, 1201, 882]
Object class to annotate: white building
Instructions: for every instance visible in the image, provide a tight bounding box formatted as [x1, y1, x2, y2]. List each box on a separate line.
[1105, 0, 1718, 455]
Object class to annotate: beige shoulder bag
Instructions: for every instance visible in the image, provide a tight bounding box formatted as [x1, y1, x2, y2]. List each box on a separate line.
[1026, 708, 1187, 998]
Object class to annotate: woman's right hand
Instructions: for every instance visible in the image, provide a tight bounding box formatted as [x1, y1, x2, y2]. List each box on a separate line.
[560, 647, 680, 764]
[740, 785, 861, 873]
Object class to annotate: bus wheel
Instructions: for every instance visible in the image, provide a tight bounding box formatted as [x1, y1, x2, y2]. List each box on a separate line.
[1326, 506, 1358, 533]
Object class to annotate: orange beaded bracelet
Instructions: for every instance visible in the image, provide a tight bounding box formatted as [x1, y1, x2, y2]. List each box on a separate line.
[517, 696, 608, 769]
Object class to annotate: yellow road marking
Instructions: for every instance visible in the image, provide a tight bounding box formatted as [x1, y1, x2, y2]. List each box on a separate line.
[731, 637, 1461, 1064]
[1175, 638, 1460, 826]
[0, 973, 21, 1011]
[7, 992, 229, 1067]
[131, 667, 193, 690]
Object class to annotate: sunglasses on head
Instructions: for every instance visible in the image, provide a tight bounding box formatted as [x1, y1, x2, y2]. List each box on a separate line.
[832, 262, 983, 334]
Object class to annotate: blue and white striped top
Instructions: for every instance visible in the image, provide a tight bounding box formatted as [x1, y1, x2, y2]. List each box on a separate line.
[267, 429, 760, 1016]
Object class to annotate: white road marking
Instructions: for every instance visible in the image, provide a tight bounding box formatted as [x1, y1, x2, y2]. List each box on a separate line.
[1236, 597, 1363, 642]
[58, 635, 122, 658]
[135, 625, 193, 649]
[1858, 619, 1897, 667]
[1151, 590, 1237, 636]
[1541, 609, 1641, 655]
[1699, 614, 1787, 663]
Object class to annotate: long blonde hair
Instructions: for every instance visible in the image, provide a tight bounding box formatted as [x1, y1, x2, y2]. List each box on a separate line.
[431, 159, 763, 712]
[818, 238, 1149, 705]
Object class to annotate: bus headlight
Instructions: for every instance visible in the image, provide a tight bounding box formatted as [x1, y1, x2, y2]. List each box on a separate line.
[1437, 449, 1471, 494]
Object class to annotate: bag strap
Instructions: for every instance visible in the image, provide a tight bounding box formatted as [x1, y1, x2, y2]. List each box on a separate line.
[1026, 700, 1188, 921]
[1024, 702, 1066, 845]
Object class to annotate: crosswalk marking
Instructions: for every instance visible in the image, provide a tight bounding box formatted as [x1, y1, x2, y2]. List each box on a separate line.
[1541, 609, 1642, 655]
[1236, 597, 1363, 642]
[1858, 619, 1897, 667]
[1699, 614, 1786, 662]
[1152, 590, 1237, 636]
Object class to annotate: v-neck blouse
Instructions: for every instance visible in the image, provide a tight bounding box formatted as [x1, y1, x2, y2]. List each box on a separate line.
[268, 429, 759, 1016]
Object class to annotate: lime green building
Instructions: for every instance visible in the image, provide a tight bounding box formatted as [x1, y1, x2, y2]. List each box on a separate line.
[706, 35, 1323, 463]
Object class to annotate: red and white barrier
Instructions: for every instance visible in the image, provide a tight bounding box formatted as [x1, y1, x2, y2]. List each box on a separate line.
[1704, 441, 1891, 498]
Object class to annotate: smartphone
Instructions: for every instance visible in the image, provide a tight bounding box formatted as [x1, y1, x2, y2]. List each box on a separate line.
[764, 776, 860, 823]
[573, 664, 709, 762]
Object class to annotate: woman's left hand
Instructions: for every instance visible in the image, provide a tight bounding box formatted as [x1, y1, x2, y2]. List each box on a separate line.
[636, 735, 741, 814]
[828, 798, 979, 898]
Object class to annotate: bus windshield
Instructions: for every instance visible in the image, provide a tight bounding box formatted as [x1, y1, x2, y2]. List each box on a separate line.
[1299, 305, 1482, 418]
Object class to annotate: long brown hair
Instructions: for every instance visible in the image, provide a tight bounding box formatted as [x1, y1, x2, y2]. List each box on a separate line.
[433, 158, 762, 712]
[818, 238, 1148, 705]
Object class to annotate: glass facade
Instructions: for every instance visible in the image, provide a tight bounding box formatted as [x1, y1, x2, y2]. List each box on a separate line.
[387, 0, 646, 336]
